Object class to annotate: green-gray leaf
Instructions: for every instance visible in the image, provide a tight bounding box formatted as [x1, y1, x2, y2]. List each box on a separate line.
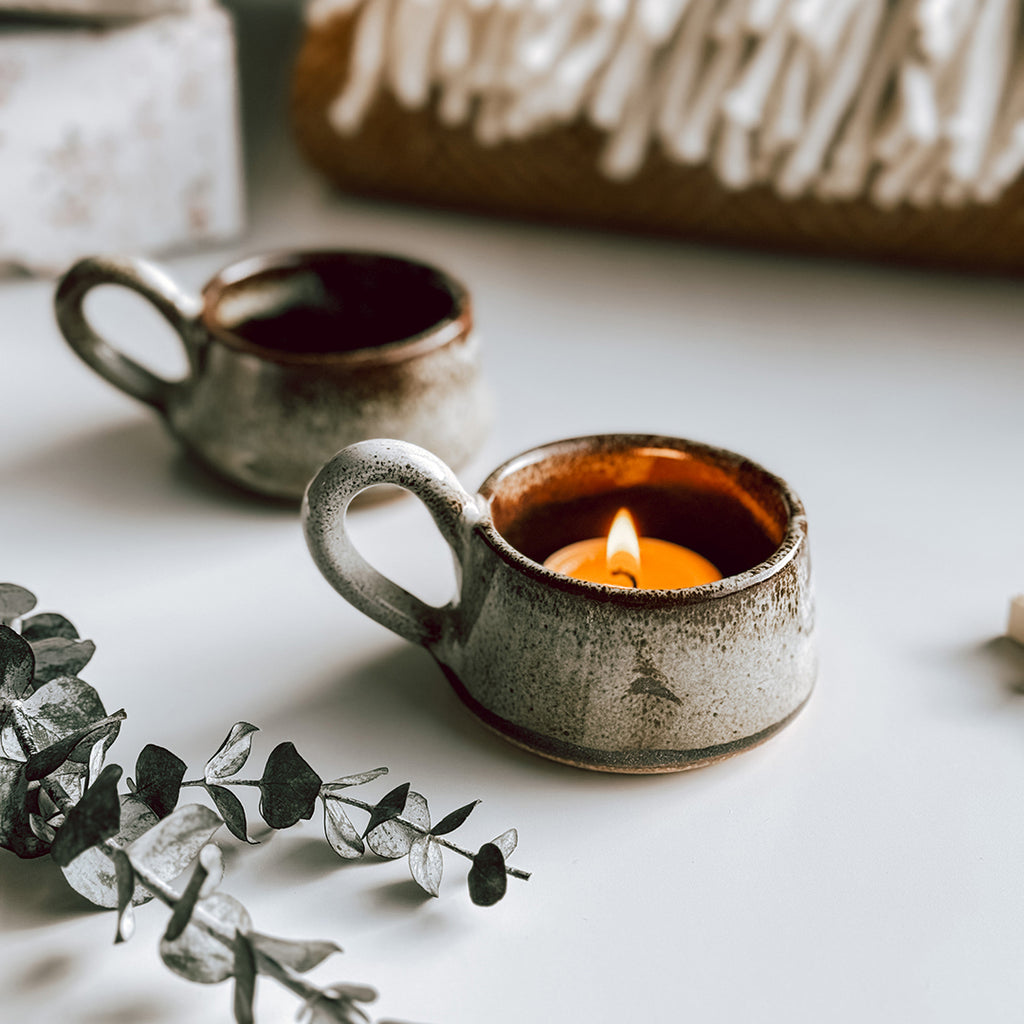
[257, 742, 322, 830]
[134, 744, 186, 819]
[0, 584, 36, 625]
[127, 803, 222, 883]
[408, 834, 443, 897]
[365, 790, 428, 859]
[112, 848, 135, 944]
[30, 637, 96, 685]
[233, 932, 257, 1024]
[490, 827, 518, 858]
[50, 764, 122, 866]
[29, 812, 56, 845]
[61, 795, 159, 907]
[323, 796, 363, 859]
[320, 767, 388, 795]
[296, 985, 378, 1023]
[20, 613, 78, 642]
[24, 710, 126, 781]
[468, 842, 507, 907]
[208, 784, 256, 844]
[248, 931, 342, 973]
[205, 723, 259, 783]
[3, 676, 109, 762]
[164, 845, 222, 942]
[0, 624, 34, 699]
[160, 893, 252, 984]
[0, 756, 47, 858]
[430, 799, 480, 837]
[361, 782, 411, 840]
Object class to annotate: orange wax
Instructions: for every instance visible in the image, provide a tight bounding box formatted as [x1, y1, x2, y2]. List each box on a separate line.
[542, 508, 721, 590]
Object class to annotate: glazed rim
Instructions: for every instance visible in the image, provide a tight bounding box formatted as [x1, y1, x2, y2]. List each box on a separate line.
[200, 249, 471, 367]
[475, 434, 807, 608]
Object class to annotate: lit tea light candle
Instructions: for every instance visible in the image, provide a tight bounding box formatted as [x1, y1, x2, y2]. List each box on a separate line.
[543, 508, 722, 590]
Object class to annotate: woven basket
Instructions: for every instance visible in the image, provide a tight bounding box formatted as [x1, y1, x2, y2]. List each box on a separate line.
[292, 8, 1024, 276]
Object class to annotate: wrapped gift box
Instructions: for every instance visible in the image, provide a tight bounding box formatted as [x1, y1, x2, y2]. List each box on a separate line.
[0, 0, 243, 275]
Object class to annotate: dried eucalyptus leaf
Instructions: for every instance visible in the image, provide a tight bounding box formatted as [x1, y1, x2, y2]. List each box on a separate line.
[408, 834, 443, 897]
[430, 800, 480, 837]
[164, 845, 216, 943]
[297, 986, 378, 1024]
[233, 932, 257, 1024]
[248, 931, 341, 973]
[362, 782, 411, 841]
[490, 828, 518, 858]
[205, 723, 259, 783]
[29, 812, 56, 845]
[468, 842, 507, 907]
[50, 761, 87, 804]
[323, 797, 364, 859]
[134, 744, 187, 819]
[112, 848, 136, 944]
[5, 676, 109, 762]
[127, 803, 222, 884]
[320, 767, 388, 795]
[0, 757, 47, 858]
[0, 584, 36, 624]
[20, 613, 78, 642]
[50, 763, 122, 867]
[88, 736, 111, 788]
[61, 795, 159, 907]
[208, 784, 256, 844]
[24, 710, 126, 782]
[0, 624, 35, 699]
[365, 789, 428, 859]
[257, 742, 322, 830]
[160, 893, 252, 984]
[30, 637, 96, 685]
[37, 785, 60, 820]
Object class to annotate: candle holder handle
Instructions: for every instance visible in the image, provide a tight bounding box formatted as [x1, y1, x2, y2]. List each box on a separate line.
[55, 255, 204, 417]
[302, 439, 480, 649]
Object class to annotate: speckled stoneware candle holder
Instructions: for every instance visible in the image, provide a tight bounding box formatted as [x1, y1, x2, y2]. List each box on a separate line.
[303, 435, 816, 773]
[55, 251, 489, 500]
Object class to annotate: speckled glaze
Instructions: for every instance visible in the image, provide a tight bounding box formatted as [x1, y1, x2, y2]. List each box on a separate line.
[303, 435, 816, 773]
[54, 251, 489, 499]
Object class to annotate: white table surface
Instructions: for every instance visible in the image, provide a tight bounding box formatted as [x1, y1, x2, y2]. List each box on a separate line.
[3, 4, 1024, 1022]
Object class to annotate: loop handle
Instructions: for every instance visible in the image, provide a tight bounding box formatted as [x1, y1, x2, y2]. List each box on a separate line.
[302, 440, 481, 648]
[54, 255, 203, 415]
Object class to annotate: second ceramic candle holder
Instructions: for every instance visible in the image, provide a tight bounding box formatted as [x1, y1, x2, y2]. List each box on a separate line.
[55, 250, 491, 500]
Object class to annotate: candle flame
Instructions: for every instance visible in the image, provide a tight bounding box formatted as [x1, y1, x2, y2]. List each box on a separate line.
[606, 508, 641, 585]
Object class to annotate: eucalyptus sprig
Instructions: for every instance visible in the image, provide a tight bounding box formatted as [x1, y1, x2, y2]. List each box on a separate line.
[0, 584, 530, 1023]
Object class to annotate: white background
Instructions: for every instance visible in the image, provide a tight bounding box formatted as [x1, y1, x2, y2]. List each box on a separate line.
[2, 3, 1024, 1022]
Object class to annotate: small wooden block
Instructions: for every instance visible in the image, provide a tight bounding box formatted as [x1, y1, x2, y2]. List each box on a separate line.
[1008, 595, 1024, 646]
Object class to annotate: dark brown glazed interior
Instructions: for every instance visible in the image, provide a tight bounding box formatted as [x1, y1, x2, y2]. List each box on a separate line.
[481, 436, 795, 582]
[202, 251, 469, 363]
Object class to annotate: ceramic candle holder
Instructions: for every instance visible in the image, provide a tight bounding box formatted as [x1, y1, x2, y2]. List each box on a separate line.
[54, 251, 490, 500]
[303, 435, 816, 773]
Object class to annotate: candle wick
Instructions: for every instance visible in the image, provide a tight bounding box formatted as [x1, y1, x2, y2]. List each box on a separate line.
[611, 569, 639, 589]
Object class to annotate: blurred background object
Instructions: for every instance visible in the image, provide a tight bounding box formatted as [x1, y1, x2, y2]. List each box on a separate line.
[0, 0, 243, 276]
[292, 0, 1024, 275]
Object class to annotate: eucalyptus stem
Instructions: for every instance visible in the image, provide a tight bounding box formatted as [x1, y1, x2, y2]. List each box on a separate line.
[338, 794, 532, 881]
[182, 779, 531, 881]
